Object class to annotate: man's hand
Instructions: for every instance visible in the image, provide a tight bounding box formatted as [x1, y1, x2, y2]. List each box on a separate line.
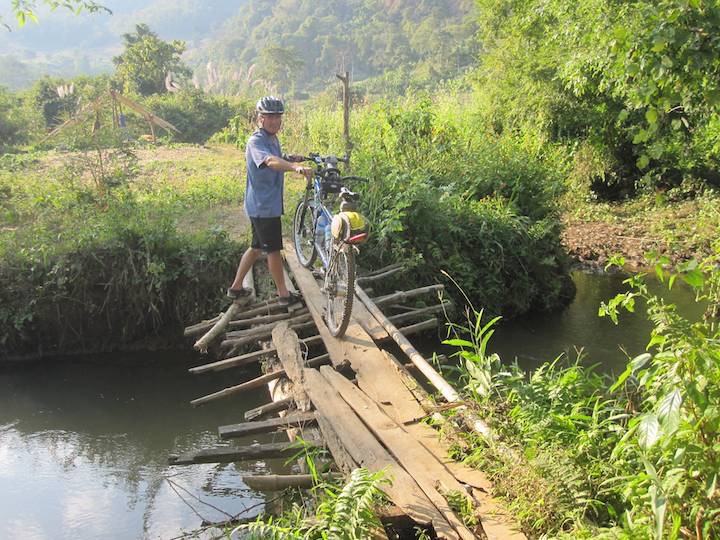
[293, 164, 313, 180]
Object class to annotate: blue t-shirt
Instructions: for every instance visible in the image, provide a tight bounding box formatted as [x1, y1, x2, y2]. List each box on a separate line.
[244, 128, 284, 218]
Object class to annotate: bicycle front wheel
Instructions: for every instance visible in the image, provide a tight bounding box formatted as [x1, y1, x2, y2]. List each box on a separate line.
[293, 199, 317, 268]
[325, 244, 356, 337]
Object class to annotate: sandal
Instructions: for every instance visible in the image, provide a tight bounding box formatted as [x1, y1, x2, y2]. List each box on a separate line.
[278, 291, 303, 307]
[227, 287, 252, 300]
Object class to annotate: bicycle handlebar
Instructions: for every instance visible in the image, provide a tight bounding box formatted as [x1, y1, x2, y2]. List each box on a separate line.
[302, 153, 350, 165]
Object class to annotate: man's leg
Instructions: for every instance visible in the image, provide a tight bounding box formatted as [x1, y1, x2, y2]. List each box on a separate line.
[230, 247, 262, 290]
[267, 250, 290, 298]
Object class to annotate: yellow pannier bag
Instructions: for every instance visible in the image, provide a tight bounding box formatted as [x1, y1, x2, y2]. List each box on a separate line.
[331, 211, 369, 244]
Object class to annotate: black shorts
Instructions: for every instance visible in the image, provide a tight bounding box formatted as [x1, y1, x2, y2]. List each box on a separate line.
[250, 216, 283, 253]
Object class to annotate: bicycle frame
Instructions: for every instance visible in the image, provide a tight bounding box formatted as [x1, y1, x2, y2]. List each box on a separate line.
[302, 176, 335, 269]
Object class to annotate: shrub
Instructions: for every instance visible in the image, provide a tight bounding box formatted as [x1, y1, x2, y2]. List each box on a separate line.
[141, 90, 248, 143]
[306, 94, 573, 316]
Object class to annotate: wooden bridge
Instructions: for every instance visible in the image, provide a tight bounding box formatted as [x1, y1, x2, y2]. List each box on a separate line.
[170, 241, 526, 539]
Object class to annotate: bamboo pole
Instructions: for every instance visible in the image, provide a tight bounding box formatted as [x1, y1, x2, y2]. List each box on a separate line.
[361, 262, 405, 278]
[220, 319, 317, 351]
[244, 397, 293, 421]
[356, 286, 493, 439]
[191, 353, 331, 406]
[193, 302, 239, 353]
[242, 473, 342, 491]
[357, 265, 406, 284]
[372, 284, 445, 307]
[357, 287, 457, 400]
[224, 312, 313, 339]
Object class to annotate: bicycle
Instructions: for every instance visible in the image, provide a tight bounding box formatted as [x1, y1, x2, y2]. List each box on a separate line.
[292, 154, 369, 337]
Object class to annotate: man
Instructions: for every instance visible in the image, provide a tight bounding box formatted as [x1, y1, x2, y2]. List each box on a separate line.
[226, 96, 313, 306]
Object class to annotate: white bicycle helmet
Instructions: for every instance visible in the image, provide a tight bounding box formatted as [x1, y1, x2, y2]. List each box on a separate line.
[256, 96, 284, 114]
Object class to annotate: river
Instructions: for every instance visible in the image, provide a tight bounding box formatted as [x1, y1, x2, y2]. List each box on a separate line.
[0, 271, 703, 539]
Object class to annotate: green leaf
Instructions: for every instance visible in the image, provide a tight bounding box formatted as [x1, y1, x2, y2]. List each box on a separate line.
[630, 352, 652, 373]
[637, 154, 650, 169]
[645, 108, 658, 124]
[707, 473, 717, 499]
[610, 366, 632, 393]
[652, 35, 668, 53]
[649, 484, 667, 539]
[638, 413, 660, 449]
[681, 269, 704, 288]
[442, 338, 474, 348]
[657, 389, 682, 436]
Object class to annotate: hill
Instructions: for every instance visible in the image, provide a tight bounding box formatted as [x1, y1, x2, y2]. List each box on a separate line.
[0, 0, 477, 94]
[188, 0, 478, 95]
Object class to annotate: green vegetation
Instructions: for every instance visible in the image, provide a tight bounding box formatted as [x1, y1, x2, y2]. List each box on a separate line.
[182, 0, 479, 96]
[444, 247, 720, 537]
[475, 0, 720, 198]
[278, 93, 573, 315]
[112, 23, 191, 96]
[237, 468, 389, 539]
[1, 0, 109, 29]
[0, 142, 246, 358]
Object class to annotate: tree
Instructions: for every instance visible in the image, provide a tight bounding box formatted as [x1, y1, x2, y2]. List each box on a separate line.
[2, 0, 110, 30]
[0, 86, 28, 148]
[257, 45, 305, 96]
[112, 23, 191, 96]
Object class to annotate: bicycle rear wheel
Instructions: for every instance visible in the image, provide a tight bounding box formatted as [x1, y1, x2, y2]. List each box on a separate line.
[324, 244, 355, 337]
[293, 199, 317, 268]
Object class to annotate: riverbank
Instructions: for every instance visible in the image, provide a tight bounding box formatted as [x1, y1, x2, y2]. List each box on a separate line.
[0, 144, 250, 360]
[561, 190, 720, 271]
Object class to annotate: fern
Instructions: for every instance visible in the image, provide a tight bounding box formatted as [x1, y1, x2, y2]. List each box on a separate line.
[236, 468, 388, 540]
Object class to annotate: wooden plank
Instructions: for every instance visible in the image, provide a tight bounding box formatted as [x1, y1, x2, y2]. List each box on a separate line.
[352, 298, 391, 341]
[403, 422, 527, 539]
[219, 411, 317, 439]
[315, 413, 358, 473]
[356, 286, 459, 402]
[272, 321, 312, 411]
[301, 367, 459, 539]
[189, 334, 324, 375]
[283, 242, 351, 370]
[320, 366, 477, 540]
[244, 397, 293, 421]
[168, 440, 321, 465]
[284, 241, 426, 424]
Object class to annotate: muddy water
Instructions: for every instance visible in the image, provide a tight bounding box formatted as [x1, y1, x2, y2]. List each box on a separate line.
[0, 351, 290, 540]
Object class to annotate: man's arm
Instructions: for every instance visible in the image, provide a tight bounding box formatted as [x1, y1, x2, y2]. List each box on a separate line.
[264, 156, 313, 179]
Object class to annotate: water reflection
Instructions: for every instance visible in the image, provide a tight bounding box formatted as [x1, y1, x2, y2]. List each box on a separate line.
[490, 270, 705, 373]
[0, 351, 290, 540]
